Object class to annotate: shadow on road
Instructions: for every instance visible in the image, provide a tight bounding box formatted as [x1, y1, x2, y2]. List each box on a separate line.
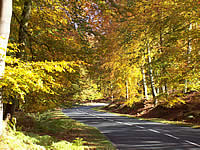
[63, 105, 200, 150]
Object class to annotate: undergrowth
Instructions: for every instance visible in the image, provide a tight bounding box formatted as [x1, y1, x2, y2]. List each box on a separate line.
[0, 127, 86, 150]
[0, 109, 115, 150]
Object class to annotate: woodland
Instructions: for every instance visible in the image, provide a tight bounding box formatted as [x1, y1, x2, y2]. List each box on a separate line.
[0, 0, 200, 137]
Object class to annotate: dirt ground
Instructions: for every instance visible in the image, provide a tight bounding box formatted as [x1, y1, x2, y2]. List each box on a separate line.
[104, 92, 200, 125]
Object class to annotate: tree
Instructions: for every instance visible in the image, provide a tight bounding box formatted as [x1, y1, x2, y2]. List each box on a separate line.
[2, 56, 80, 113]
[0, 0, 12, 135]
[17, 0, 32, 59]
[90, 0, 200, 108]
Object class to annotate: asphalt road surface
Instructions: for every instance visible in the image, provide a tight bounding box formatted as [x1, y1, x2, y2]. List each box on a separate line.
[63, 104, 200, 150]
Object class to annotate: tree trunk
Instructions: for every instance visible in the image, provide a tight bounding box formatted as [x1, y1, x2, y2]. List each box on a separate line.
[125, 80, 129, 100]
[162, 85, 165, 94]
[0, 0, 12, 135]
[3, 96, 16, 122]
[147, 41, 157, 104]
[110, 83, 114, 101]
[184, 23, 192, 93]
[141, 49, 148, 100]
[142, 67, 148, 100]
[17, 0, 32, 59]
[165, 83, 168, 94]
[184, 80, 188, 93]
[157, 87, 160, 96]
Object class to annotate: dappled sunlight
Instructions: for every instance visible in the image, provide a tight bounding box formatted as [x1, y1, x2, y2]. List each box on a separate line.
[1, 0, 200, 149]
[64, 105, 200, 150]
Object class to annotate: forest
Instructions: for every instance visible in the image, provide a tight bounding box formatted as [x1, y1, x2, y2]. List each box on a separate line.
[0, 0, 200, 148]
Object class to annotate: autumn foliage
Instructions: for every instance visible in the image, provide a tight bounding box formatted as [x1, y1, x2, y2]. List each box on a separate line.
[1, 0, 200, 116]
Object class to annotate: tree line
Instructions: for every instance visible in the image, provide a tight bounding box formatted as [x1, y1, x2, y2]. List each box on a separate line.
[0, 0, 200, 134]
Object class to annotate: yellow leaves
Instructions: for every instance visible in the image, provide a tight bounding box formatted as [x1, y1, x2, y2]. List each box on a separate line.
[5, 56, 20, 64]
[7, 43, 20, 53]
[45, 19, 56, 26]
[99, 1, 106, 4]
[1, 56, 80, 105]
[125, 95, 142, 107]
[35, 26, 41, 31]
[160, 95, 186, 108]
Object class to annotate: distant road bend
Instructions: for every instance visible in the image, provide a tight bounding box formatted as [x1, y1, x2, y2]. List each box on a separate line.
[63, 104, 200, 150]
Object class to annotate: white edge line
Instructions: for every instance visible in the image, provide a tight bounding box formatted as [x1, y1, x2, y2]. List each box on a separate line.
[185, 140, 200, 147]
[136, 125, 145, 129]
[148, 129, 161, 133]
[123, 123, 132, 126]
[165, 133, 180, 139]
[116, 121, 124, 124]
[75, 108, 200, 148]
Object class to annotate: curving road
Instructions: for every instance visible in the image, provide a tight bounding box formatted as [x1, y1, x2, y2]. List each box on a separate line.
[63, 104, 200, 150]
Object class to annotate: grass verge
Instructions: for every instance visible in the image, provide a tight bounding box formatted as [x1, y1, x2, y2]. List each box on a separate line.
[0, 109, 116, 150]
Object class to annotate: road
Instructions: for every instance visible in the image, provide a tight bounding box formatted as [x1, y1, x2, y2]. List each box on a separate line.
[63, 104, 200, 150]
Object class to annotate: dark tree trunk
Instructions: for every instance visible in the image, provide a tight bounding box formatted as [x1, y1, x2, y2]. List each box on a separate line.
[3, 96, 16, 123]
[17, 0, 32, 59]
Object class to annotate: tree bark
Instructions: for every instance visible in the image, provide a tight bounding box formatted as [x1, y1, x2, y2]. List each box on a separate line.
[17, 0, 32, 59]
[0, 0, 12, 135]
[125, 80, 129, 100]
[147, 41, 157, 104]
[157, 87, 160, 95]
[184, 23, 192, 93]
[141, 49, 148, 100]
[142, 67, 148, 100]
[3, 96, 16, 122]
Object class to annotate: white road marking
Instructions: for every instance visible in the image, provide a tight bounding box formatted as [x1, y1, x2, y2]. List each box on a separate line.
[148, 129, 161, 133]
[135, 125, 145, 129]
[123, 122, 132, 126]
[76, 108, 200, 148]
[164, 134, 180, 139]
[116, 121, 124, 124]
[96, 116, 102, 118]
[185, 140, 200, 147]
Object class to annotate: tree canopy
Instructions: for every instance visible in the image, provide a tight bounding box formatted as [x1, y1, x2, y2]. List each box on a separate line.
[1, 0, 200, 115]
